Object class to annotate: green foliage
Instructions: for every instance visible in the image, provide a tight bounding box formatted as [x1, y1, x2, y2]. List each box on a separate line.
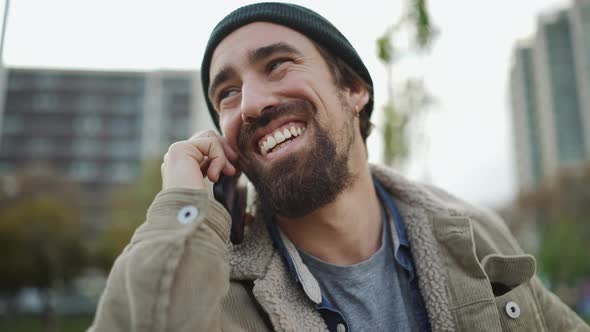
[377, 0, 436, 166]
[0, 314, 93, 332]
[377, 35, 394, 64]
[381, 78, 433, 165]
[409, 0, 436, 48]
[513, 164, 590, 307]
[95, 159, 162, 269]
[537, 218, 590, 285]
[0, 176, 85, 291]
[382, 104, 407, 165]
[0, 171, 87, 331]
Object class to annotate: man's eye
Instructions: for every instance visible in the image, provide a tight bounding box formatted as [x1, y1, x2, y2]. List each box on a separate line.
[216, 89, 240, 108]
[267, 58, 289, 73]
[219, 89, 239, 101]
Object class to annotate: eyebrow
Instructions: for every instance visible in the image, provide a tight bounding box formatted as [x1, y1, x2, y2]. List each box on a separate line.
[208, 42, 302, 101]
[247, 42, 302, 65]
[208, 66, 236, 101]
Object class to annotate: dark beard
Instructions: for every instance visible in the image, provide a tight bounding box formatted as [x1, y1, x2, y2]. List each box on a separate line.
[237, 100, 354, 218]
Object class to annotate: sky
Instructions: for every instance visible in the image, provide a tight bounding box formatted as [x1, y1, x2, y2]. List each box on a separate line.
[0, 0, 571, 208]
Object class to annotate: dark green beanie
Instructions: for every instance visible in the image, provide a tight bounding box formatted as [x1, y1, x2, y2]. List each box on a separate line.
[200, 2, 374, 131]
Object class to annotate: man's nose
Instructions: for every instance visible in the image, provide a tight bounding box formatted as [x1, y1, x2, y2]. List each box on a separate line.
[240, 79, 278, 123]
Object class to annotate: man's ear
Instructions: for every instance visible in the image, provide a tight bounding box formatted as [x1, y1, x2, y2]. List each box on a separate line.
[349, 84, 370, 113]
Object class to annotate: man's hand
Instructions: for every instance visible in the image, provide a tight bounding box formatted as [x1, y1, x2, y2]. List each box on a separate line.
[161, 130, 238, 190]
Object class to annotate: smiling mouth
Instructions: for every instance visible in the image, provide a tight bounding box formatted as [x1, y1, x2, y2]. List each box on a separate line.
[258, 123, 306, 156]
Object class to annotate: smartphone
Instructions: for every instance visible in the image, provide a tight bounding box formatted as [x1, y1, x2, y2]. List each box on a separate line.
[213, 175, 245, 245]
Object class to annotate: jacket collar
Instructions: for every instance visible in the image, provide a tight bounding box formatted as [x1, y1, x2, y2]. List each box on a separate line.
[227, 164, 465, 331]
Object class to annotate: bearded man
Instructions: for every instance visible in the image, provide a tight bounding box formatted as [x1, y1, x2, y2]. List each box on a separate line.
[90, 3, 589, 331]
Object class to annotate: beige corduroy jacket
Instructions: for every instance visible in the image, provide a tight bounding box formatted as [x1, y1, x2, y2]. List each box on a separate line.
[89, 165, 589, 332]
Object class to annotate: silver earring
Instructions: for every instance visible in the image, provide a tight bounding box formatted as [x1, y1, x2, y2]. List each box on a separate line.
[355, 105, 360, 117]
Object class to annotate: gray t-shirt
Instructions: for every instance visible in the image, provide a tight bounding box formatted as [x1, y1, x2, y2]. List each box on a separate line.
[299, 217, 416, 332]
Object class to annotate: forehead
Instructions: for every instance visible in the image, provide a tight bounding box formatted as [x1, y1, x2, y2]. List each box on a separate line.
[210, 22, 316, 74]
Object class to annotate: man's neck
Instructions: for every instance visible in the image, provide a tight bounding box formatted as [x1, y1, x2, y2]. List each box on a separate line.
[276, 163, 382, 266]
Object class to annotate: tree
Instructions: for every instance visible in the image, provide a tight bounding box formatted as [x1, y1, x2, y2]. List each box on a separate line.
[95, 159, 162, 269]
[508, 163, 590, 308]
[377, 0, 436, 165]
[0, 171, 85, 332]
[537, 217, 590, 285]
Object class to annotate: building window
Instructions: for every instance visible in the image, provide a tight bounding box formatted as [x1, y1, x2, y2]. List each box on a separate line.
[110, 140, 138, 158]
[166, 117, 190, 141]
[76, 116, 103, 135]
[109, 117, 131, 136]
[2, 115, 24, 134]
[35, 74, 59, 89]
[8, 75, 28, 90]
[109, 162, 136, 182]
[74, 139, 101, 157]
[0, 138, 17, 153]
[166, 93, 190, 110]
[78, 94, 103, 112]
[33, 94, 59, 111]
[163, 78, 190, 94]
[116, 96, 140, 114]
[69, 161, 99, 181]
[28, 138, 53, 155]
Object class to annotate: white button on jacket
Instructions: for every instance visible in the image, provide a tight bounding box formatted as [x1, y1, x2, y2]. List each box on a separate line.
[177, 205, 199, 225]
[505, 301, 521, 319]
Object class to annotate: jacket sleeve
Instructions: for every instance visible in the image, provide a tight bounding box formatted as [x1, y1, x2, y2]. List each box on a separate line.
[474, 207, 590, 331]
[89, 188, 232, 332]
[531, 276, 590, 331]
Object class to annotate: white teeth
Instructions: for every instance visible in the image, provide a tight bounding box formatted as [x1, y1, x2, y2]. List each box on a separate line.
[259, 125, 307, 155]
[267, 136, 277, 149]
[283, 128, 291, 139]
[274, 131, 285, 143]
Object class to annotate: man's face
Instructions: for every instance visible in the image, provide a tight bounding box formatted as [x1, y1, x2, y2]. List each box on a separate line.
[209, 22, 368, 218]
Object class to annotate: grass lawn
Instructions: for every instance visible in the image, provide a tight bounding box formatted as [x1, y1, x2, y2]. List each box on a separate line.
[0, 315, 93, 332]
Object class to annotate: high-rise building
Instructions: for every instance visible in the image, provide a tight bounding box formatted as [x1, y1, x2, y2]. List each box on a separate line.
[510, 2, 590, 193]
[0, 67, 213, 228]
[535, 9, 586, 176]
[511, 42, 544, 192]
[142, 70, 212, 159]
[570, 0, 590, 157]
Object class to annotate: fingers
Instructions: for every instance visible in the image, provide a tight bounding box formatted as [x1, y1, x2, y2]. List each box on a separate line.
[161, 131, 238, 190]
[195, 137, 236, 182]
[190, 130, 238, 162]
[188, 130, 239, 182]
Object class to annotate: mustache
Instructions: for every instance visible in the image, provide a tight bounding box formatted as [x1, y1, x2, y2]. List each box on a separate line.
[238, 100, 315, 151]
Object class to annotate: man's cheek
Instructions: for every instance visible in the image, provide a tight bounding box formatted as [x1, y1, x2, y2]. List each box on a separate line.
[220, 124, 240, 152]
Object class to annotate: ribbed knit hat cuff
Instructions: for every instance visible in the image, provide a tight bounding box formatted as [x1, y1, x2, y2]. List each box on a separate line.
[201, 2, 374, 131]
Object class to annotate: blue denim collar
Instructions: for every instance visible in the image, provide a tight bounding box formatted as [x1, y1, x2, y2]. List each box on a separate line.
[373, 179, 415, 280]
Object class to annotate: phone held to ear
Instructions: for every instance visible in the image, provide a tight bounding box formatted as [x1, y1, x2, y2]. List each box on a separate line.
[213, 175, 245, 245]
